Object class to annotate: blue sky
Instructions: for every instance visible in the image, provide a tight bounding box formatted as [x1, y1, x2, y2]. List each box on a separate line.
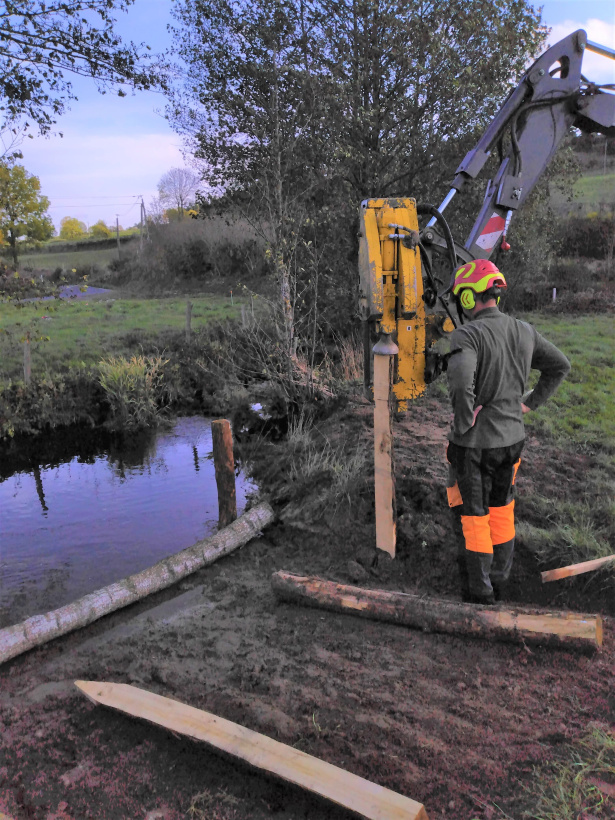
[15, 0, 615, 232]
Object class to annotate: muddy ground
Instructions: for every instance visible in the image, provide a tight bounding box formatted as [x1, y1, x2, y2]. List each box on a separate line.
[1, 396, 613, 820]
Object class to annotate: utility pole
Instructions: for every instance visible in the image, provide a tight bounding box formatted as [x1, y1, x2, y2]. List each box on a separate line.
[139, 198, 147, 253]
[116, 215, 120, 261]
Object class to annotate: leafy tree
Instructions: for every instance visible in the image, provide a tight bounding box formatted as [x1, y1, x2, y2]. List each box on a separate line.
[168, 0, 334, 353]
[90, 219, 112, 239]
[168, 0, 546, 341]
[157, 167, 201, 219]
[60, 216, 87, 240]
[0, 163, 53, 264]
[0, 1, 163, 145]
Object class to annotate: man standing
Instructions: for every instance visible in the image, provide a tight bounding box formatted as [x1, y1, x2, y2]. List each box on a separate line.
[446, 260, 570, 605]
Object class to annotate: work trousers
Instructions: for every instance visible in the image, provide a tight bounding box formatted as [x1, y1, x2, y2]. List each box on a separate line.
[446, 440, 524, 602]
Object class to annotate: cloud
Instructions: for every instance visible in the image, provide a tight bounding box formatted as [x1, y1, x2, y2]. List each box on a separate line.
[547, 19, 615, 85]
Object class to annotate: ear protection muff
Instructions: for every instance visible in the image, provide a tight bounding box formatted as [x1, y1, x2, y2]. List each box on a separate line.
[459, 289, 476, 310]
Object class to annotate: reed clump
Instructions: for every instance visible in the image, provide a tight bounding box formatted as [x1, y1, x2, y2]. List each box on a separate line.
[98, 354, 169, 429]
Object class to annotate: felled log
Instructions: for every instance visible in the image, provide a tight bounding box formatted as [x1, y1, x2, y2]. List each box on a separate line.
[75, 681, 429, 820]
[271, 571, 602, 651]
[0, 502, 274, 666]
[541, 554, 615, 583]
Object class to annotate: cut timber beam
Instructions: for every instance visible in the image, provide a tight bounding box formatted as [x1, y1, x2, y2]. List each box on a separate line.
[75, 681, 428, 820]
[373, 351, 396, 557]
[541, 554, 615, 583]
[271, 571, 602, 651]
[0, 502, 274, 667]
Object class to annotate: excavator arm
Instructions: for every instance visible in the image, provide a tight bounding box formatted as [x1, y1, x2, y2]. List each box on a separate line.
[359, 29, 615, 405]
[425, 29, 615, 261]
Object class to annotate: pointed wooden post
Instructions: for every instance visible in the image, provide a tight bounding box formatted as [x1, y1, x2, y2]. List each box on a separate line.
[211, 419, 237, 528]
[373, 335, 398, 557]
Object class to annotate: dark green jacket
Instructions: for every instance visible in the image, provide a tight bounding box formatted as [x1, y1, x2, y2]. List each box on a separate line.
[446, 307, 571, 448]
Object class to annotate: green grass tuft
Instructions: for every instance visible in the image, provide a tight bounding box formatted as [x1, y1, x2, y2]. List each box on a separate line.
[525, 725, 615, 820]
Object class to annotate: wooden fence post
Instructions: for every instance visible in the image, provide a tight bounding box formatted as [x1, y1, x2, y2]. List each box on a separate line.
[185, 300, 193, 342]
[23, 335, 31, 385]
[211, 419, 237, 528]
[373, 339, 397, 557]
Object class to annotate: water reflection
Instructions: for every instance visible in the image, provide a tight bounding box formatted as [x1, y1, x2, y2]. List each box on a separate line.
[0, 417, 254, 628]
[32, 464, 48, 515]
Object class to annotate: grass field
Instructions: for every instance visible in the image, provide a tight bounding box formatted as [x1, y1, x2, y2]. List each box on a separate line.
[551, 171, 615, 215]
[0, 293, 240, 381]
[520, 313, 614, 450]
[530, 316, 614, 432]
[516, 312, 614, 569]
[13, 246, 130, 272]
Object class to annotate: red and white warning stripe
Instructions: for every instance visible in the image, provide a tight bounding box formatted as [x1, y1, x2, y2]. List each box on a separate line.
[475, 213, 506, 252]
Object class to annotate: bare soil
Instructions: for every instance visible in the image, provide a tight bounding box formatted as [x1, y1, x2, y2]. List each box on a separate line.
[1, 396, 613, 820]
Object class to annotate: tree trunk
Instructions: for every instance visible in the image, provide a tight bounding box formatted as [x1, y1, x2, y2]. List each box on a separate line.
[271, 572, 602, 651]
[9, 230, 18, 267]
[0, 503, 275, 666]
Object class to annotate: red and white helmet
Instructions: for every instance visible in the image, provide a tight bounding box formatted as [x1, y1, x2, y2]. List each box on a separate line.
[452, 259, 507, 298]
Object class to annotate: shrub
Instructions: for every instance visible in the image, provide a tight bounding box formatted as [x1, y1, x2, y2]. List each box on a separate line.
[128, 219, 268, 291]
[555, 214, 615, 260]
[0, 371, 105, 439]
[97, 354, 169, 429]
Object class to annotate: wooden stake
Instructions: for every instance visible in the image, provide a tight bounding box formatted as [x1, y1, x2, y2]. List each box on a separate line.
[211, 419, 237, 528]
[185, 300, 193, 342]
[75, 681, 429, 820]
[23, 335, 31, 385]
[0, 502, 274, 666]
[271, 571, 602, 651]
[541, 554, 615, 583]
[373, 353, 396, 557]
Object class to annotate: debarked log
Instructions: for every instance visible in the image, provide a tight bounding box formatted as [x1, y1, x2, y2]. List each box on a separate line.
[271, 572, 602, 651]
[0, 502, 275, 666]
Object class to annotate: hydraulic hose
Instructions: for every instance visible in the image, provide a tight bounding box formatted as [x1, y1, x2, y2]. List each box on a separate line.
[417, 203, 460, 327]
[417, 203, 457, 288]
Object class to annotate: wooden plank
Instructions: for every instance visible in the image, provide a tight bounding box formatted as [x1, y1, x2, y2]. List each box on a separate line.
[541, 554, 615, 583]
[271, 571, 602, 651]
[373, 352, 396, 557]
[0, 502, 274, 666]
[212, 419, 237, 528]
[75, 681, 428, 820]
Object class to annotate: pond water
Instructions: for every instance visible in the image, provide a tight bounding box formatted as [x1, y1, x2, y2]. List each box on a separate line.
[0, 417, 254, 628]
